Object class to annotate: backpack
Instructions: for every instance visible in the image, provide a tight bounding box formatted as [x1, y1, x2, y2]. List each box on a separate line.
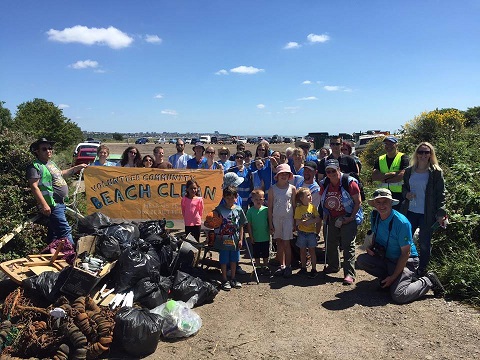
[320, 173, 364, 225]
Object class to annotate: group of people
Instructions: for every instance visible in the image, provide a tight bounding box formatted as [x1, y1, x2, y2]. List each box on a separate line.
[27, 135, 447, 303]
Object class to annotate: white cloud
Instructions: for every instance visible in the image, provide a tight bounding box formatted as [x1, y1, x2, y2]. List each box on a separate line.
[215, 69, 229, 75]
[47, 25, 133, 49]
[284, 106, 299, 114]
[230, 65, 264, 75]
[58, 104, 69, 109]
[161, 109, 178, 116]
[257, 104, 265, 109]
[94, 69, 106, 73]
[307, 33, 330, 43]
[297, 96, 318, 101]
[284, 41, 301, 49]
[302, 80, 312, 85]
[69, 60, 99, 69]
[324, 85, 352, 92]
[154, 94, 164, 99]
[145, 34, 162, 43]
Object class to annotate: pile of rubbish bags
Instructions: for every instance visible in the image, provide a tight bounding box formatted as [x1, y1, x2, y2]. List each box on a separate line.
[0, 212, 220, 358]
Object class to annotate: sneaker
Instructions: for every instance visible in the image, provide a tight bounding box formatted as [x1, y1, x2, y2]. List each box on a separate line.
[236, 266, 247, 275]
[230, 279, 242, 289]
[343, 275, 355, 285]
[283, 266, 292, 278]
[308, 269, 318, 279]
[221, 281, 231, 291]
[426, 272, 445, 298]
[274, 267, 285, 277]
[323, 266, 340, 274]
[298, 268, 308, 276]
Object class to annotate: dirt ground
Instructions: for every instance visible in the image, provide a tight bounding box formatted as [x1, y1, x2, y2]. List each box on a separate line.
[95, 142, 480, 360]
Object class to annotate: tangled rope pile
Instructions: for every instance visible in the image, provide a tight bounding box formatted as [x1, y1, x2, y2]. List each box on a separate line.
[1, 288, 115, 359]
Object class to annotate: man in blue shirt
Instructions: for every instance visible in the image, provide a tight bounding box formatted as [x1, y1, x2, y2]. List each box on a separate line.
[357, 188, 445, 304]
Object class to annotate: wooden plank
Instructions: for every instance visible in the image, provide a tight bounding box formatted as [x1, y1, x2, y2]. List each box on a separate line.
[0, 215, 41, 251]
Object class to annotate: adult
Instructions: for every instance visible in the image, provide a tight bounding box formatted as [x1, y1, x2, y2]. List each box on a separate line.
[402, 142, 446, 275]
[251, 140, 271, 171]
[229, 143, 246, 161]
[228, 151, 253, 213]
[26, 138, 87, 244]
[200, 146, 223, 170]
[91, 145, 116, 166]
[356, 189, 445, 303]
[341, 141, 362, 173]
[318, 136, 358, 181]
[169, 139, 192, 169]
[317, 147, 330, 161]
[372, 136, 409, 210]
[153, 146, 173, 169]
[294, 139, 318, 162]
[186, 142, 206, 169]
[289, 147, 305, 176]
[295, 161, 321, 209]
[142, 155, 154, 168]
[217, 146, 234, 172]
[119, 146, 141, 167]
[319, 159, 362, 285]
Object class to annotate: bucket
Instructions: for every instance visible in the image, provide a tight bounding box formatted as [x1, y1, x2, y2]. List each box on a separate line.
[170, 240, 200, 273]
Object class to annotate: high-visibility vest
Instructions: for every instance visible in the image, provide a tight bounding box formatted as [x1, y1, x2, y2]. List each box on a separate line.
[32, 160, 56, 207]
[378, 152, 404, 193]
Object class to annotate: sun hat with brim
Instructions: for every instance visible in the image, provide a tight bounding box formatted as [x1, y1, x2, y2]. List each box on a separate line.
[383, 136, 398, 144]
[367, 188, 400, 207]
[192, 142, 205, 151]
[274, 163, 294, 181]
[295, 139, 312, 148]
[325, 159, 340, 170]
[223, 172, 244, 189]
[30, 138, 55, 153]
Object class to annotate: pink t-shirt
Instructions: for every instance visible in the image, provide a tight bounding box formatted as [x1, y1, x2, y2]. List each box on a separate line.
[181, 196, 204, 226]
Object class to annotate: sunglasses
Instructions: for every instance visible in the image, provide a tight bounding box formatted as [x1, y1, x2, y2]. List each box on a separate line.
[417, 150, 431, 155]
[236, 156, 244, 159]
[257, 148, 266, 151]
[325, 169, 337, 174]
[219, 152, 228, 156]
[176, 143, 184, 146]
[330, 142, 341, 146]
[143, 158, 153, 162]
[129, 151, 137, 155]
[40, 147, 53, 152]
[206, 151, 215, 154]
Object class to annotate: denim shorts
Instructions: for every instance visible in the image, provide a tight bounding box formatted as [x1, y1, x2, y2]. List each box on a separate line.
[296, 230, 317, 248]
[219, 249, 240, 265]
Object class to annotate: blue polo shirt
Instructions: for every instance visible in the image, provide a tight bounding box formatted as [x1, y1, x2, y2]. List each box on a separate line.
[371, 209, 418, 260]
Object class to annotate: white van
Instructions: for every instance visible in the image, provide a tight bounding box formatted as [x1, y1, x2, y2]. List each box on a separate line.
[199, 135, 211, 144]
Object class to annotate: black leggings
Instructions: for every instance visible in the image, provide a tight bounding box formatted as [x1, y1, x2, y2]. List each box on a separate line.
[185, 225, 201, 241]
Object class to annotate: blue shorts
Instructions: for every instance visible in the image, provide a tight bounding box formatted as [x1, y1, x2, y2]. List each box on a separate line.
[296, 231, 317, 248]
[219, 249, 240, 265]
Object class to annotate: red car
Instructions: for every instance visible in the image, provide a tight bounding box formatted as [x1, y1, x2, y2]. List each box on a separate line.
[73, 147, 98, 167]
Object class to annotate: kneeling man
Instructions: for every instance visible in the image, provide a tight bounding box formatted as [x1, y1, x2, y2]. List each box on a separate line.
[357, 188, 445, 304]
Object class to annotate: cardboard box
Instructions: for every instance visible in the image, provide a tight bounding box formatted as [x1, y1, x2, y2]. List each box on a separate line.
[60, 235, 116, 297]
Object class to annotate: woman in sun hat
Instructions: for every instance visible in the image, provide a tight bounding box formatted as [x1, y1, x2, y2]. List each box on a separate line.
[268, 163, 296, 278]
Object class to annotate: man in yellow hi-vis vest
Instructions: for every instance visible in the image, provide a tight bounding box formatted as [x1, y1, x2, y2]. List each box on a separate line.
[371, 136, 409, 210]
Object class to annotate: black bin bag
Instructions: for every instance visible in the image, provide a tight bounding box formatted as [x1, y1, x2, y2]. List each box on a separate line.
[77, 212, 112, 234]
[170, 270, 219, 307]
[114, 307, 162, 357]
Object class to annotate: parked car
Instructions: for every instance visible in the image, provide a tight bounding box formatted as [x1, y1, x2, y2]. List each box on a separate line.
[199, 135, 211, 144]
[93, 153, 122, 166]
[74, 142, 100, 157]
[191, 138, 200, 145]
[211, 136, 218, 144]
[135, 137, 149, 144]
[169, 138, 177, 144]
[154, 138, 166, 144]
[354, 134, 385, 153]
[184, 138, 192, 144]
[283, 137, 292, 143]
[73, 147, 98, 167]
[237, 137, 248, 144]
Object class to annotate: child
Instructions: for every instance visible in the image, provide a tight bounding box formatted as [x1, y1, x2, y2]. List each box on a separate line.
[207, 186, 248, 291]
[247, 189, 270, 274]
[181, 180, 204, 241]
[268, 163, 296, 278]
[294, 187, 320, 278]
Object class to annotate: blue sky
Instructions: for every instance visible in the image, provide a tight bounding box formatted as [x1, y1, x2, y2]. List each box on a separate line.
[1, 1, 479, 136]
